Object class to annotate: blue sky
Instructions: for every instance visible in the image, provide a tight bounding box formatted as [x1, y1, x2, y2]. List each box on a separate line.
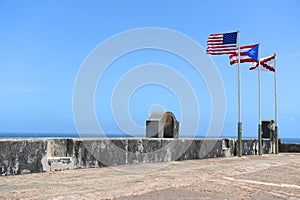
[0, 0, 299, 138]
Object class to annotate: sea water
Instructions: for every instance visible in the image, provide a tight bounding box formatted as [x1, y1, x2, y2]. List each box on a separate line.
[0, 132, 299, 144]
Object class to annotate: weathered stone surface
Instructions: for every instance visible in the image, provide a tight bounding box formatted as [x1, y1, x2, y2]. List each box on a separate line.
[240, 139, 272, 155]
[279, 142, 300, 152]
[110, 139, 128, 165]
[74, 139, 111, 168]
[47, 157, 74, 171]
[159, 139, 173, 162]
[242, 139, 257, 155]
[74, 141, 98, 168]
[0, 139, 47, 175]
[262, 139, 272, 154]
[0, 137, 291, 176]
[171, 139, 194, 161]
[182, 140, 201, 160]
[221, 139, 235, 157]
[51, 139, 68, 157]
[203, 139, 223, 158]
[141, 138, 161, 163]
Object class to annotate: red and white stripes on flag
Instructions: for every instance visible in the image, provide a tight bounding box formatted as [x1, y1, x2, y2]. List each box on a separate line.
[229, 44, 258, 65]
[249, 53, 276, 72]
[206, 32, 238, 55]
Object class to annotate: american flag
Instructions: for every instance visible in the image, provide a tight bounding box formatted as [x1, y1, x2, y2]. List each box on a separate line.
[206, 31, 238, 55]
[229, 44, 259, 65]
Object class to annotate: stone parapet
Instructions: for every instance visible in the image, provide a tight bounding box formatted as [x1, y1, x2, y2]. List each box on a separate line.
[0, 137, 277, 175]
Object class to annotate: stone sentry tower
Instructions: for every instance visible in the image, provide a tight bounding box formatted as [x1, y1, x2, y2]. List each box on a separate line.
[146, 111, 179, 138]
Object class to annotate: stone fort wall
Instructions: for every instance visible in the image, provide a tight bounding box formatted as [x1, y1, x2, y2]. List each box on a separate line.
[0, 137, 292, 176]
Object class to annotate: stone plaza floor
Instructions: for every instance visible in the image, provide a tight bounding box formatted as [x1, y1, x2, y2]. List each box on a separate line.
[1, 153, 300, 199]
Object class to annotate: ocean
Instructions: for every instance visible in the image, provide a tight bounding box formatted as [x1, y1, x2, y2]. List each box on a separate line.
[0, 132, 299, 144]
[280, 137, 300, 144]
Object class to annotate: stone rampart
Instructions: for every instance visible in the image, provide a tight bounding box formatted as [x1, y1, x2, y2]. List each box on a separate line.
[279, 142, 300, 152]
[0, 138, 276, 175]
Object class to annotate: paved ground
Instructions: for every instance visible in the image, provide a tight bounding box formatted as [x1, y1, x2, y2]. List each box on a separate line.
[1, 153, 300, 200]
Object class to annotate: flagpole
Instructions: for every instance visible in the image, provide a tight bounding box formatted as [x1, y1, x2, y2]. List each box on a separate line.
[258, 43, 262, 155]
[274, 53, 279, 154]
[237, 30, 242, 157]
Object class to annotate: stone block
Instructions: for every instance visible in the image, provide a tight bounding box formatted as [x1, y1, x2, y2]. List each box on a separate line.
[0, 139, 47, 175]
[142, 138, 161, 163]
[47, 157, 74, 171]
[110, 139, 128, 165]
[159, 139, 172, 162]
[279, 142, 300, 152]
[198, 139, 221, 159]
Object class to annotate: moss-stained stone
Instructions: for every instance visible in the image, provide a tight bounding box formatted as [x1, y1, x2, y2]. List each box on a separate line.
[0, 139, 47, 175]
[0, 137, 284, 176]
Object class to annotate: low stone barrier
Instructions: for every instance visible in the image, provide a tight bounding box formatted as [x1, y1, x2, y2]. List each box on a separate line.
[279, 142, 300, 152]
[0, 138, 274, 175]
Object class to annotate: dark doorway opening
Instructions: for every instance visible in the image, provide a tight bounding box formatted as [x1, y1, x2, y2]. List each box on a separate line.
[164, 114, 174, 138]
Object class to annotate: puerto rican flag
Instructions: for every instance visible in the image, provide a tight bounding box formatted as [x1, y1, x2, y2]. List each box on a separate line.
[249, 53, 276, 72]
[229, 44, 259, 65]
